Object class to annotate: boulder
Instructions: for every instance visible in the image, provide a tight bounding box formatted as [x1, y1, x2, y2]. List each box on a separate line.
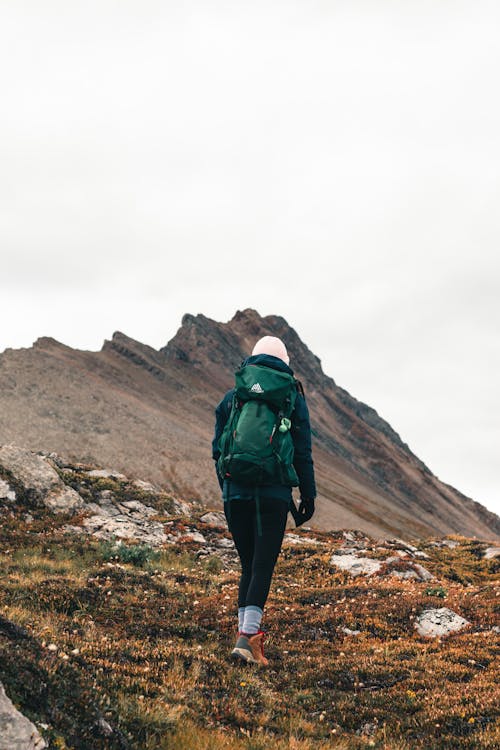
[85, 469, 127, 480]
[389, 562, 434, 582]
[0, 680, 46, 749]
[330, 553, 382, 576]
[0, 445, 83, 513]
[200, 511, 227, 527]
[76, 493, 169, 546]
[178, 531, 207, 544]
[414, 607, 470, 638]
[484, 547, 500, 560]
[284, 534, 326, 546]
[0, 479, 16, 502]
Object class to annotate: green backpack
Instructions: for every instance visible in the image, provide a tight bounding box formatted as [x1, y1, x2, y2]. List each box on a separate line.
[217, 363, 300, 489]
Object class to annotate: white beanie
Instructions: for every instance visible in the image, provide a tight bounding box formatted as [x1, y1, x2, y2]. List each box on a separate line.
[251, 336, 290, 365]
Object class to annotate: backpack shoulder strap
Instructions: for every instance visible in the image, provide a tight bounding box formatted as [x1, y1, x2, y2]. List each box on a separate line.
[295, 379, 305, 397]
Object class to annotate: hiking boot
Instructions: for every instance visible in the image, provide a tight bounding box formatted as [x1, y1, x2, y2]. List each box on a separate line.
[231, 630, 269, 667]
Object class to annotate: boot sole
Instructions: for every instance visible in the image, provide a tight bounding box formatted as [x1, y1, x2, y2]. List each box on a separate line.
[231, 647, 257, 663]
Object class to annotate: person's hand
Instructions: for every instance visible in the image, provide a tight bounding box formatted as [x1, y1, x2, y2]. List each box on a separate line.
[294, 497, 315, 527]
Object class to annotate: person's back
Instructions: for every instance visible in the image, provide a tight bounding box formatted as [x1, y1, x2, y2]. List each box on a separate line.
[212, 335, 316, 666]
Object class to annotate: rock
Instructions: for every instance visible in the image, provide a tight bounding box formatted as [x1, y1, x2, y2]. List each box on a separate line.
[414, 607, 470, 638]
[215, 537, 234, 549]
[484, 547, 500, 559]
[341, 627, 361, 636]
[0, 680, 47, 749]
[200, 511, 227, 527]
[80, 505, 168, 545]
[385, 538, 420, 555]
[170, 498, 191, 516]
[390, 563, 434, 582]
[63, 491, 169, 546]
[284, 534, 326, 546]
[0, 445, 83, 514]
[335, 547, 358, 555]
[86, 469, 127, 480]
[0, 480, 16, 502]
[342, 531, 357, 542]
[96, 717, 113, 737]
[341, 531, 368, 549]
[330, 553, 382, 576]
[430, 539, 459, 549]
[179, 531, 206, 544]
[133, 479, 158, 493]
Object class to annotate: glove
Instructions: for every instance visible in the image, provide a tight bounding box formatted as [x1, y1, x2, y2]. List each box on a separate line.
[291, 497, 315, 527]
[214, 460, 224, 491]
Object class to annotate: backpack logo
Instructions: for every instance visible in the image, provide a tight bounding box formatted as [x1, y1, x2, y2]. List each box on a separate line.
[250, 382, 264, 393]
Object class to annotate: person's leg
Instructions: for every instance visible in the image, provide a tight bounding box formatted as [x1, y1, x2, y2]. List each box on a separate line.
[241, 497, 289, 634]
[223, 499, 255, 615]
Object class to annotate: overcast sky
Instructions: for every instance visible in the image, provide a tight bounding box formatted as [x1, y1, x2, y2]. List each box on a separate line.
[1, 1, 499, 518]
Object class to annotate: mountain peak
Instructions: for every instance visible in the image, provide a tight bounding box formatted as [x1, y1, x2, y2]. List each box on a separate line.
[1, 310, 498, 540]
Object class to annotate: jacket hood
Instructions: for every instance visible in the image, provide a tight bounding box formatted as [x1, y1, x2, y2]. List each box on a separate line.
[240, 353, 294, 376]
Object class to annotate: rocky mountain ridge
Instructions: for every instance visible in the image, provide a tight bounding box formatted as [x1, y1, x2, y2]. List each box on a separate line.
[0, 309, 498, 540]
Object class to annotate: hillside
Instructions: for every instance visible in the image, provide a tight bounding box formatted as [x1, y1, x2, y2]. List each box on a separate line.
[0, 309, 498, 540]
[0, 449, 499, 749]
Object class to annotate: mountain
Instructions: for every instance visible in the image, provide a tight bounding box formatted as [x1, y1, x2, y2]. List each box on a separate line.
[0, 309, 498, 540]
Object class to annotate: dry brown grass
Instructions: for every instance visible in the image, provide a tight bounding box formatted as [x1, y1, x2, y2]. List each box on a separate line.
[0, 503, 499, 749]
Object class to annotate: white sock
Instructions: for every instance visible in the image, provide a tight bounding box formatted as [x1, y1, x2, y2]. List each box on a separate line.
[242, 605, 263, 635]
[238, 607, 245, 631]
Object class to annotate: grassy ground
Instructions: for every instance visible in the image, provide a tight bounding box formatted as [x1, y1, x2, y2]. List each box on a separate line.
[0, 499, 498, 749]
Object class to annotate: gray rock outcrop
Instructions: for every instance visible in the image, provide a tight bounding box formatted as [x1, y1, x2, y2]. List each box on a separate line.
[200, 511, 227, 527]
[414, 607, 470, 638]
[0, 479, 16, 501]
[0, 445, 83, 513]
[330, 552, 383, 576]
[64, 491, 169, 546]
[0, 681, 46, 750]
[484, 547, 500, 559]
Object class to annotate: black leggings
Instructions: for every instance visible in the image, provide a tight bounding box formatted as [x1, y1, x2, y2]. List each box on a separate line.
[224, 497, 289, 610]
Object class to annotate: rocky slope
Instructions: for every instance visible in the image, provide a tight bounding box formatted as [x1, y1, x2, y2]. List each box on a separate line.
[0, 448, 499, 749]
[0, 309, 498, 540]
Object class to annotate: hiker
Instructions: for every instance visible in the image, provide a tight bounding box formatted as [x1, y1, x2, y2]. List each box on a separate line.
[212, 335, 316, 666]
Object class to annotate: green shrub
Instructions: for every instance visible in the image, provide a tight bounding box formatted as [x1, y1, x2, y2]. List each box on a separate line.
[425, 585, 447, 598]
[98, 539, 160, 567]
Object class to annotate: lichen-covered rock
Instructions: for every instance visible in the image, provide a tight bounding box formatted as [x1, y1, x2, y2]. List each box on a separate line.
[430, 539, 459, 549]
[177, 530, 207, 544]
[414, 607, 470, 638]
[0, 479, 16, 502]
[0, 445, 83, 513]
[0, 680, 47, 749]
[76, 493, 169, 545]
[85, 469, 127, 480]
[484, 547, 500, 559]
[330, 553, 382, 576]
[389, 562, 434, 582]
[284, 534, 326, 547]
[215, 537, 234, 548]
[199, 511, 227, 527]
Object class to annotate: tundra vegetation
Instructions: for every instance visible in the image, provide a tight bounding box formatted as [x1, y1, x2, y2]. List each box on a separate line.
[0, 464, 499, 749]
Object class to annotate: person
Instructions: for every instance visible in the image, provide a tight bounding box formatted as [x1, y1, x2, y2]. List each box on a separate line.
[212, 335, 316, 666]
